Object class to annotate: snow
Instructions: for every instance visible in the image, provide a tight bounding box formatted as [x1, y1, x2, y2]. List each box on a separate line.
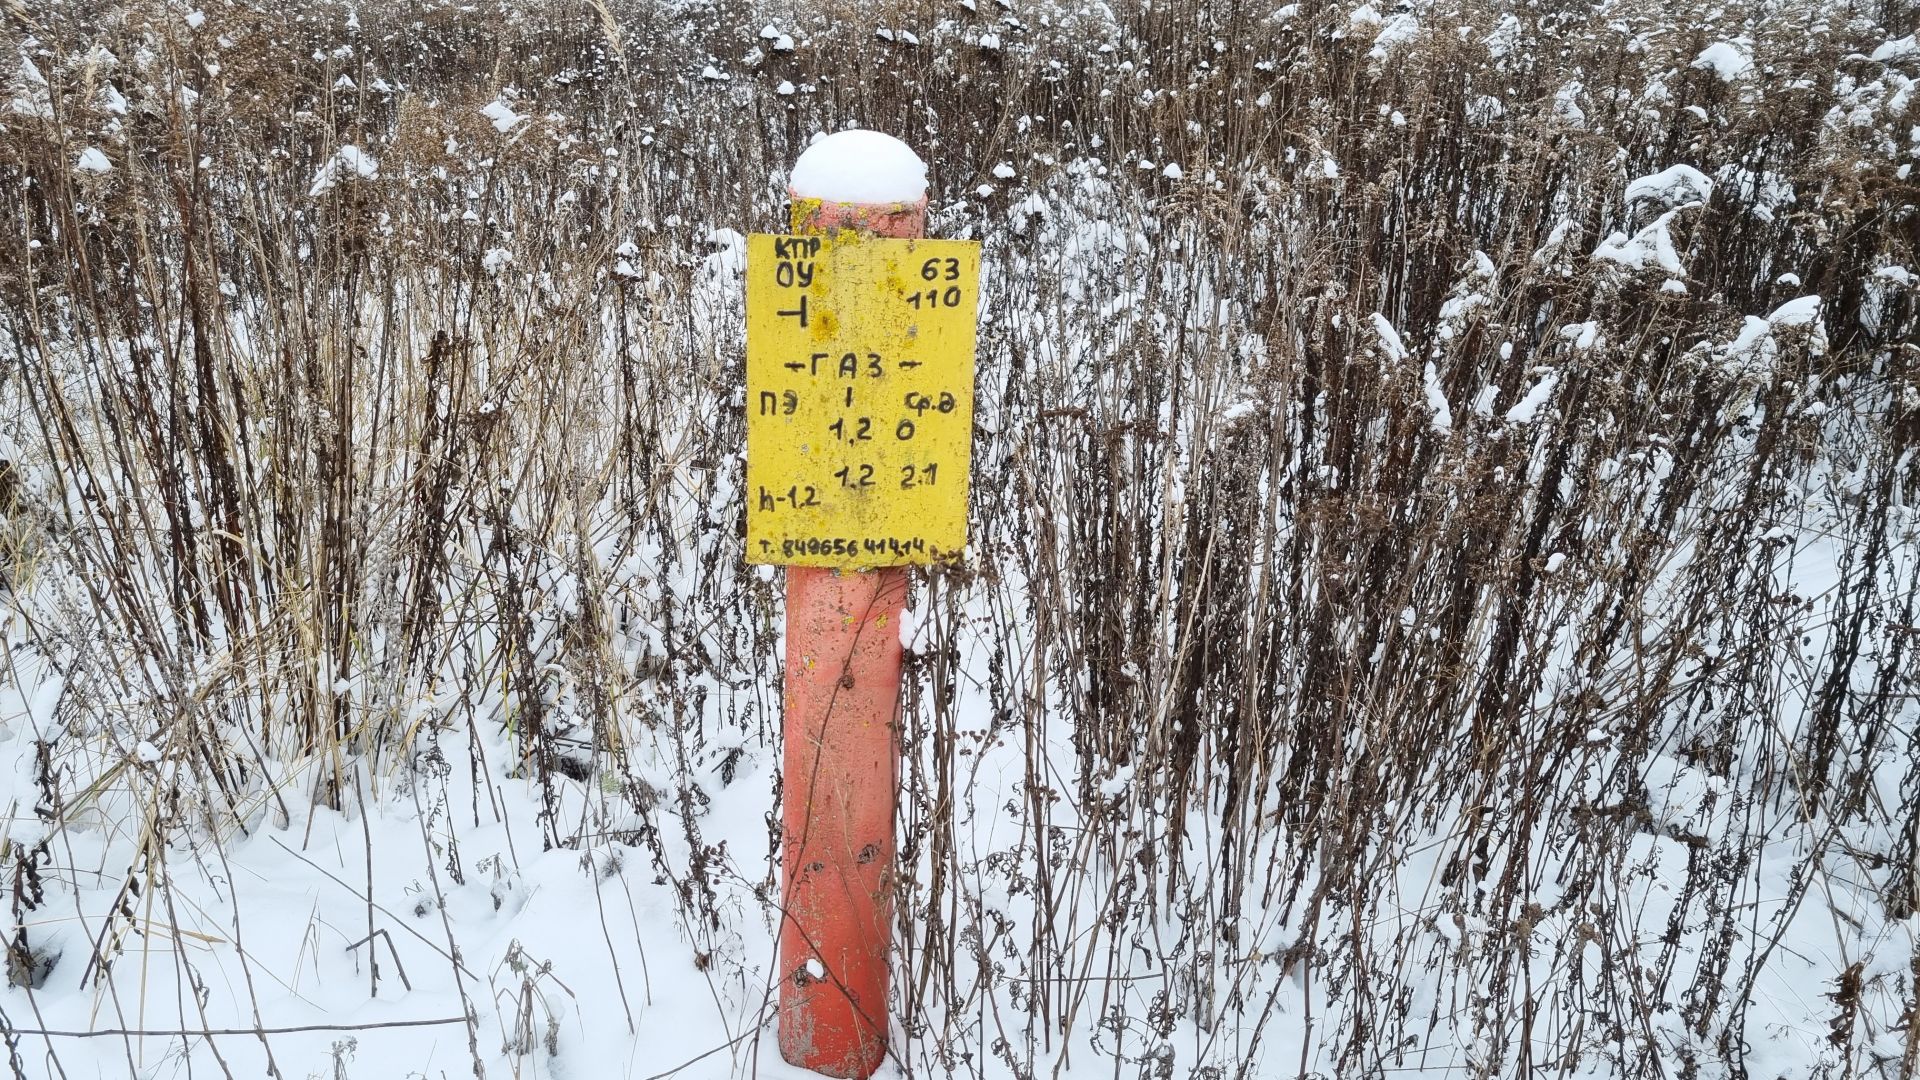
[1217, 398, 1259, 423]
[1720, 295, 1828, 373]
[775, 79, 795, 96]
[10, 56, 53, 120]
[1368, 12, 1420, 60]
[1471, 384, 1500, 417]
[1769, 294, 1822, 327]
[185, 9, 205, 28]
[1592, 209, 1687, 276]
[74, 147, 111, 174]
[482, 247, 513, 275]
[307, 144, 379, 196]
[1160, 161, 1183, 179]
[481, 99, 523, 132]
[1625, 163, 1712, 207]
[788, 129, 927, 204]
[1870, 35, 1918, 62]
[1504, 370, 1560, 424]
[1485, 13, 1521, 56]
[1692, 41, 1754, 81]
[1724, 316, 1773, 363]
[992, 161, 1017, 179]
[1467, 94, 1506, 124]
[702, 227, 747, 281]
[14, 55, 44, 89]
[1553, 81, 1587, 127]
[1715, 164, 1796, 222]
[1368, 312, 1408, 360]
[1422, 362, 1453, 433]
[1560, 321, 1602, 350]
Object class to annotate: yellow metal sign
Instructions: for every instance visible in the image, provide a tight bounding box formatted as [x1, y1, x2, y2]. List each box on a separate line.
[745, 232, 979, 568]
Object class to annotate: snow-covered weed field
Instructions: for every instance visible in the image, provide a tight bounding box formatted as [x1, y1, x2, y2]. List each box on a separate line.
[2, 0, 1919, 1076]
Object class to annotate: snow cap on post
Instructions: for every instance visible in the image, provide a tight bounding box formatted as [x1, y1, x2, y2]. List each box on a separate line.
[789, 129, 928, 235]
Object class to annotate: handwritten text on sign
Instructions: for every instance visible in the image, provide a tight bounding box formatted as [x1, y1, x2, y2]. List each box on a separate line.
[745, 232, 980, 568]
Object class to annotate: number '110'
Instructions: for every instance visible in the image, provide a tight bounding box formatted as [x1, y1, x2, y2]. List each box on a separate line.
[907, 286, 963, 309]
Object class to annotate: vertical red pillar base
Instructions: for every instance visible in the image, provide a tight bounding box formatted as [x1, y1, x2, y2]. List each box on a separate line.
[779, 565, 906, 1078]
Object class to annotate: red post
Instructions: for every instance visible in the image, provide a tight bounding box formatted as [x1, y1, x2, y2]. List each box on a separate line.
[777, 191, 926, 1077]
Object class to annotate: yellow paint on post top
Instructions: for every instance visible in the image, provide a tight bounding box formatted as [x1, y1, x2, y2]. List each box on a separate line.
[746, 231, 980, 568]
